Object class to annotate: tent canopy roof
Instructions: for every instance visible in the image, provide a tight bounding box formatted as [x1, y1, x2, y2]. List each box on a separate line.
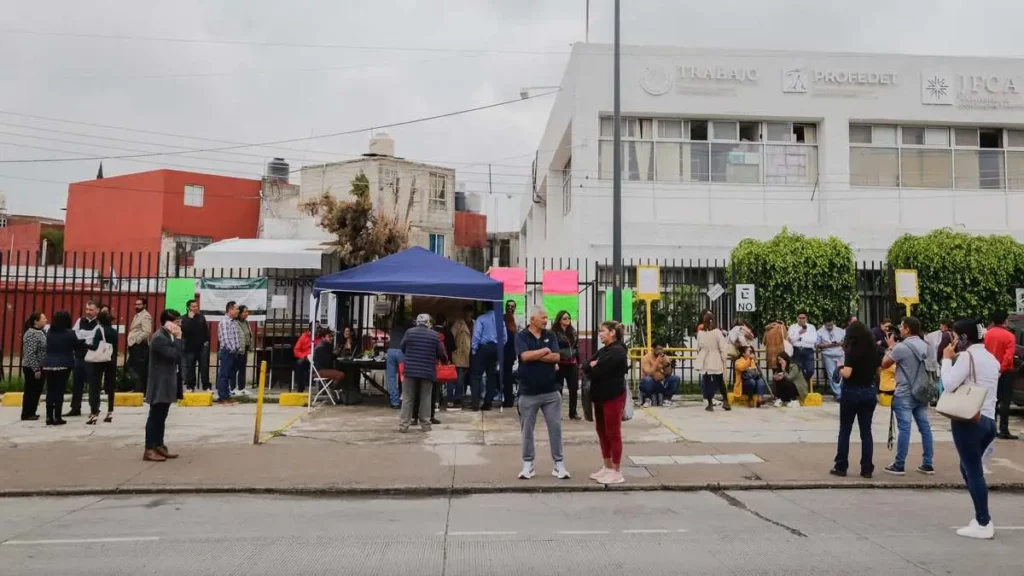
[314, 246, 502, 301]
[194, 238, 332, 270]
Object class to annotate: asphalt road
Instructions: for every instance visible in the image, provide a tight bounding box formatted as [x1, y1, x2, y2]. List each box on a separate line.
[0, 489, 1021, 575]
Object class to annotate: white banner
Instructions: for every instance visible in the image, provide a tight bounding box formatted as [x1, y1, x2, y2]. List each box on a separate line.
[199, 278, 268, 321]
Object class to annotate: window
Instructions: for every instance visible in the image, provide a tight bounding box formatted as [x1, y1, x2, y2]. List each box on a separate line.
[428, 173, 447, 211]
[598, 117, 818, 185]
[561, 157, 572, 216]
[379, 167, 399, 199]
[428, 233, 445, 257]
[852, 124, 1024, 190]
[173, 235, 211, 267]
[184, 184, 204, 207]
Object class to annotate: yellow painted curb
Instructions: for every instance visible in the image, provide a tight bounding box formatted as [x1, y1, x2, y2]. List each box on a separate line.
[258, 413, 303, 444]
[178, 392, 213, 407]
[802, 393, 824, 407]
[727, 393, 752, 406]
[638, 405, 686, 440]
[114, 392, 144, 407]
[1, 392, 24, 407]
[278, 392, 308, 407]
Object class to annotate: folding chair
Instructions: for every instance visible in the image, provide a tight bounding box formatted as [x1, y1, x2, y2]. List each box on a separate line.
[308, 354, 337, 411]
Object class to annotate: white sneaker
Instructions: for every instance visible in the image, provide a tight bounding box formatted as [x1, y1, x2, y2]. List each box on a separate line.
[984, 467, 993, 476]
[774, 399, 783, 407]
[552, 461, 571, 480]
[589, 467, 610, 480]
[641, 400, 652, 408]
[518, 461, 536, 480]
[598, 469, 625, 485]
[787, 400, 800, 408]
[662, 400, 677, 407]
[956, 519, 995, 539]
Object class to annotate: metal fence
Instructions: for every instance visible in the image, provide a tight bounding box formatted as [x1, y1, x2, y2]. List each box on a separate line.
[0, 250, 341, 390]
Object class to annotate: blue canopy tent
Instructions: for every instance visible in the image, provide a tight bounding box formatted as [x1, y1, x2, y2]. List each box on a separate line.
[310, 246, 506, 406]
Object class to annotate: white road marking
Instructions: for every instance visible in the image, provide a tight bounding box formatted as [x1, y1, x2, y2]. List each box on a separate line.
[556, 530, 610, 535]
[3, 537, 160, 546]
[622, 529, 672, 534]
[948, 526, 1024, 530]
[446, 531, 518, 536]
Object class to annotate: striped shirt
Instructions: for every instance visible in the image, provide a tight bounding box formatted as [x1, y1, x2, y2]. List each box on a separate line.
[218, 318, 242, 353]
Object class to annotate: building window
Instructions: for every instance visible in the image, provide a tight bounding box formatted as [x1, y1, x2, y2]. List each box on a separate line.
[851, 124, 1022, 190]
[561, 157, 572, 216]
[379, 167, 399, 199]
[429, 173, 447, 211]
[598, 117, 817, 185]
[174, 235, 212, 267]
[184, 184, 205, 207]
[428, 233, 445, 257]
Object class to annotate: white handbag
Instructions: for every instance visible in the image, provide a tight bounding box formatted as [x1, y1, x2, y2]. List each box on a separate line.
[621, 383, 634, 421]
[935, 351, 987, 422]
[84, 327, 113, 363]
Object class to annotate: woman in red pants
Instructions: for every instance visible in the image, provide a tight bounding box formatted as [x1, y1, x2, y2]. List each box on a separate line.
[582, 321, 629, 485]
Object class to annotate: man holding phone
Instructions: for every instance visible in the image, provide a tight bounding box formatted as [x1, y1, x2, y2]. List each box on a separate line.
[788, 312, 817, 382]
[881, 317, 935, 476]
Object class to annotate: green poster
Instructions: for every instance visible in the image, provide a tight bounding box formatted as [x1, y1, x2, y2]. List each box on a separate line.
[165, 278, 196, 315]
[604, 289, 634, 326]
[505, 294, 526, 322]
[542, 294, 578, 324]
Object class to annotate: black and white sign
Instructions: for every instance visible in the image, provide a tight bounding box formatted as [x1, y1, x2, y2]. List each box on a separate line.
[735, 284, 756, 312]
[1017, 288, 1024, 314]
[199, 278, 268, 321]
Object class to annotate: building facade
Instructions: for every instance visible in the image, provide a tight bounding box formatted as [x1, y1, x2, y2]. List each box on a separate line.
[262, 134, 457, 258]
[522, 44, 1024, 262]
[65, 169, 261, 271]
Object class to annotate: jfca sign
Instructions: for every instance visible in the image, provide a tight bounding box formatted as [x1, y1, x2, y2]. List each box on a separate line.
[736, 284, 756, 312]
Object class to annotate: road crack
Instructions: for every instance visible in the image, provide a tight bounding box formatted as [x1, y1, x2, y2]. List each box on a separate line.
[713, 491, 807, 538]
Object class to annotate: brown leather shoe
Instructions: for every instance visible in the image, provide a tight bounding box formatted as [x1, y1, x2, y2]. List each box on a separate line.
[143, 449, 167, 462]
[156, 446, 179, 459]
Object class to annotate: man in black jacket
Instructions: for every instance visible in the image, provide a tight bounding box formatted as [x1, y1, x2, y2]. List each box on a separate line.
[181, 299, 211, 391]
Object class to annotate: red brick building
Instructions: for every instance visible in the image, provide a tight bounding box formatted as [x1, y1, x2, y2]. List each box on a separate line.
[64, 170, 262, 272]
[0, 214, 65, 265]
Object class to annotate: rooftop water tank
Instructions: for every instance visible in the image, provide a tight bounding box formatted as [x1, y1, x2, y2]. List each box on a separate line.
[266, 158, 289, 183]
[368, 133, 395, 157]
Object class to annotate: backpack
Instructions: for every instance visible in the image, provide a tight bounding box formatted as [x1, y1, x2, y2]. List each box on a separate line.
[899, 340, 939, 404]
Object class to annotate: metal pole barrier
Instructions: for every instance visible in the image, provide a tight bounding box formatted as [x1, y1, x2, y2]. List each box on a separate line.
[253, 360, 268, 445]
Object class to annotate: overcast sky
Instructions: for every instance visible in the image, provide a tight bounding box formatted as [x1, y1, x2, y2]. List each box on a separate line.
[1, 0, 1022, 230]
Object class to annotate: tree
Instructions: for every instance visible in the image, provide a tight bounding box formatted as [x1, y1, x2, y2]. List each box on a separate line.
[887, 229, 1024, 329]
[728, 228, 857, 329]
[301, 173, 410, 266]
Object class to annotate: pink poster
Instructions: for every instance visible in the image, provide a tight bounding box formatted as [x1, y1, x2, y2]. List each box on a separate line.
[542, 270, 578, 295]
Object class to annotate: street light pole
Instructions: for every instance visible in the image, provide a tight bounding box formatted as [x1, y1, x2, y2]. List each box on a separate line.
[611, 0, 623, 321]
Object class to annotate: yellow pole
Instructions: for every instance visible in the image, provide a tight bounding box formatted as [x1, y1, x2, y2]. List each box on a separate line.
[904, 303, 913, 318]
[253, 360, 267, 445]
[645, 297, 653, 354]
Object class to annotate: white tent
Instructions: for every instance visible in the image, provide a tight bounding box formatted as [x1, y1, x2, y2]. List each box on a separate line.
[193, 238, 332, 270]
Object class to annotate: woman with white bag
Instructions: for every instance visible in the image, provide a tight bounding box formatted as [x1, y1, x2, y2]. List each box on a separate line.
[939, 319, 1000, 540]
[84, 310, 118, 425]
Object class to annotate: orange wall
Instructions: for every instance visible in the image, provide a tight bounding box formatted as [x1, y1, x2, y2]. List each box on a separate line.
[454, 211, 487, 248]
[0, 222, 42, 264]
[65, 170, 261, 267]
[65, 171, 166, 257]
[160, 171, 261, 240]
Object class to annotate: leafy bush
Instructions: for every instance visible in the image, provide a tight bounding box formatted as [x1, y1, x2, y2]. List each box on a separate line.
[887, 229, 1024, 329]
[630, 285, 702, 348]
[729, 228, 857, 329]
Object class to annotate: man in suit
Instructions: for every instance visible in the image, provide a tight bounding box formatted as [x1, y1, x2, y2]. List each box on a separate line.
[144, 309, 184, 462]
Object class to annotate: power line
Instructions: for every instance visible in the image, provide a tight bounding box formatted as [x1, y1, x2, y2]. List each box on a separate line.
[0, 90, 559, 165]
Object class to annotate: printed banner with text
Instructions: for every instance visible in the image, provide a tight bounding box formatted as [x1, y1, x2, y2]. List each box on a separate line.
[199, 278, 268, 321]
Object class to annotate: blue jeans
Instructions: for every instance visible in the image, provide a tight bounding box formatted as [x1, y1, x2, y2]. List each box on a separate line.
[640, 375, 680, 402]
[447, 367, 469, 404]
[822, 354, 843, 399]
[834, 385, 878, 474]
[385, 349, 403, 408]
[951, 416, 997, 526]
[471, 342, 498, 407]
[793, 347, 816, 381]
[216, 350, 238, 401]
[893, 394, 934, 469]
[742, 376, 768, 396]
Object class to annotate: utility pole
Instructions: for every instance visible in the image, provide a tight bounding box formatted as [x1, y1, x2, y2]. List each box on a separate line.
[585, 0, 590, 43]
[611, 0, 623, 321]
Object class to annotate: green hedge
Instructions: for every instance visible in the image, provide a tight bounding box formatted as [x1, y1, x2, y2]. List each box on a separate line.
[887, 229, 1024, 329]
[729, 228, 858, 328]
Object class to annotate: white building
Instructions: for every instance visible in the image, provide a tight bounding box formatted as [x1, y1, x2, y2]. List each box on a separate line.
[261, 134, 456, 257]
[522, 44, 1024, 262]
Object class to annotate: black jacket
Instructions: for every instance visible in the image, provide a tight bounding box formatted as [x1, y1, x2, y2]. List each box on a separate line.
[180, 313, 210, 353]
[312, 340, 336, 372]
[582, 341, 628, 402]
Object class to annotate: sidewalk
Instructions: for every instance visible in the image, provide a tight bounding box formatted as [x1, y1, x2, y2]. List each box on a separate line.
[3, 400, 1024, 495]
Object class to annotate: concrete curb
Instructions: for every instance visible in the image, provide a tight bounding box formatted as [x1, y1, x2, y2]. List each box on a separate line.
[3, 480, 1024, 499]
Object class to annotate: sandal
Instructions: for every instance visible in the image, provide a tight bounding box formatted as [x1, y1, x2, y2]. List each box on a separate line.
[104, 412, 113, 423]
[86, 414, 98, 425]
